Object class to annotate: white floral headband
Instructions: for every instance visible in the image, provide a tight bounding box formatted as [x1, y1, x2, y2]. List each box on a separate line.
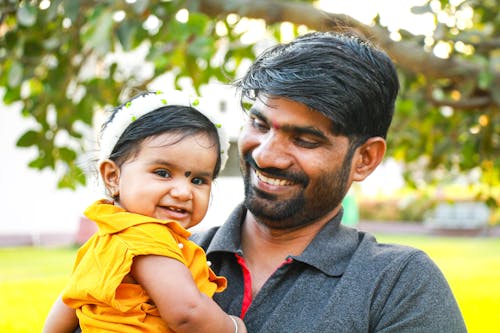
[98, 90, 230, 170]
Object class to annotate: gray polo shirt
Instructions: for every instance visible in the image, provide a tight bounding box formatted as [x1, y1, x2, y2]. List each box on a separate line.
[192, 204, 467, 333]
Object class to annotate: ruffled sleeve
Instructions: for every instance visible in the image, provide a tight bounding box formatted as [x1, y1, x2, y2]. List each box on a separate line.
[63, 222, 185, 312]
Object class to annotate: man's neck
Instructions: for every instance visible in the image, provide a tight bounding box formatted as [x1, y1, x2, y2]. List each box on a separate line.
[240, 208, 340, 296]
[241, 206, 341, 257]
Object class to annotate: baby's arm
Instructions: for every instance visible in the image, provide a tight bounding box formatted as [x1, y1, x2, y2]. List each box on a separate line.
[42, 294, 78, 333]
[131, 255, 246, 333]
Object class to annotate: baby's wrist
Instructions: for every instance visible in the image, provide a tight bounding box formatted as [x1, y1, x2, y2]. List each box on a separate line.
[229, 315, 246, 333]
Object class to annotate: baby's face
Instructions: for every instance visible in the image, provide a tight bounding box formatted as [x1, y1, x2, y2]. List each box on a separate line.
[114, 132, 217, 229]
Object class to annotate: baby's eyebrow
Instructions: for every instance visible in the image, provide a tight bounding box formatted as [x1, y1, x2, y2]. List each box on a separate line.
[185, 170, 213, 178]
[149, 160, 213, 178]
[191, 171, 213, 178]
[149, 159, 172, 167]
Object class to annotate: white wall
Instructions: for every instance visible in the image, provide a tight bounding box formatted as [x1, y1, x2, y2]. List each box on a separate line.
[1, 102, 96, 235]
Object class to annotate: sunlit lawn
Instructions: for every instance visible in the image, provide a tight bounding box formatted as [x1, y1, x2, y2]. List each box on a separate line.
[1, 234, 499, 332]
[0, 247, 76, 333]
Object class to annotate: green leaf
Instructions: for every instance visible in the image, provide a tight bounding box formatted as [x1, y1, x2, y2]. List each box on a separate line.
[43, 37, 61, 51]
[2, 87, 21, 104]
[23, 39, 44, 57]
[28, 157, 47, 170]
[117, 23, 137, 51]
[131, 0, 150, 14]
[74, 167, 87, 186]
[81, 9, 114, 55]
[8, 61, 23, 87]
[29, 78, 44, 96]
[188, 36, 215, 59]
[58, 147, 77, 163]
[16, 130, 39, 147]
[46, 0, 63, 22]
[410, 4, 432, 15]
[57, 164, 86, 189]
[17, 4, 37, 27]
[489, 50, 500, 106]
[485, 196, 497, 209]
[491, 88, 500, 108]
[63, 0, 81, 22]
[478, 70, 492, 90]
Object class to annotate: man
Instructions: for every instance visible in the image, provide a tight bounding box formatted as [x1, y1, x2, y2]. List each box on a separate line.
[192, 32, 467, 332]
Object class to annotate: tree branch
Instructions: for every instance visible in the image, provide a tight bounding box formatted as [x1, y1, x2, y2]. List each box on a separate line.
[198, 0, 500, 86]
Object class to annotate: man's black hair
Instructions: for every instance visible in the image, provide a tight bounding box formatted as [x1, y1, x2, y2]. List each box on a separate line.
[234, 31, 400, 146]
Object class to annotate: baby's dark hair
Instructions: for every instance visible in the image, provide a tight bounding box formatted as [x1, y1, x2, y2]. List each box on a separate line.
[100, 93, 223, 179]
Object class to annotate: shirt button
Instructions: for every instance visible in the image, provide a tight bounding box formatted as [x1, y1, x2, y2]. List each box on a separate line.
[207, 261, 212, 267]
[178, 243, 184, 249]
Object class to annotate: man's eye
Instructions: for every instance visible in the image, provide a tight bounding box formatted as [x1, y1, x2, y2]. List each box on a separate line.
[294, 137, 320, 149]
[154, 169, 171, 178]
[251, 117, 269, 132]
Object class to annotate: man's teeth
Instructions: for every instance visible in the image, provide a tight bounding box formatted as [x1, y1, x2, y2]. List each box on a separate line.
[168, 207, 185, 212]
[256, 170, 294, 186]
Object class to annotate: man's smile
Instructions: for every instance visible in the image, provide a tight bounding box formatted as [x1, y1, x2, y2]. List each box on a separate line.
[255, 169, 296, 186]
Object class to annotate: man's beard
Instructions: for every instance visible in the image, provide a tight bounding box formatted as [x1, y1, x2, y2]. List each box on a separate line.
[241, 152, 352, 230]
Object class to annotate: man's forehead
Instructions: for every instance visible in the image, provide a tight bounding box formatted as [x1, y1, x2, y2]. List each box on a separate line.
[254, 96, 331, 120]
[249, 103, 330, 139]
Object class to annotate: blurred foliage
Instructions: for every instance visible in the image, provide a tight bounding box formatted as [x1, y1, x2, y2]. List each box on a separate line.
[0, 0, 498, 208]
[358, 182, 500, 225]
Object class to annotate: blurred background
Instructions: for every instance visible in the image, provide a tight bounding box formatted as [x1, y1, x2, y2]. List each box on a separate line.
[1, 0, 499, 332]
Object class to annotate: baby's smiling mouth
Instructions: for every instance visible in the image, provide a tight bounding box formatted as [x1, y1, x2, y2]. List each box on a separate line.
[166, 206, 187, 213]
[157, 205, 190, 221]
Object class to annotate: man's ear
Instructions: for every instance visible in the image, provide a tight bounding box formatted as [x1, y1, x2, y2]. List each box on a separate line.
[351, 137, 386, 182]
[100, 159, 121, 197]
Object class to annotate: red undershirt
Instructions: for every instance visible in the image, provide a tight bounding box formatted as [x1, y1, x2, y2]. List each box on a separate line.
[234, 253, 293, 318]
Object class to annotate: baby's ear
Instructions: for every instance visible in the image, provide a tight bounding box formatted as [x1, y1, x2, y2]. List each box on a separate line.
[351, 137, 386, 182]
[100, 159, 121, 197]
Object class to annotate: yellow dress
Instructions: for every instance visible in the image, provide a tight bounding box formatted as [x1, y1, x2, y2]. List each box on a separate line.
[62, 199, 227, 332]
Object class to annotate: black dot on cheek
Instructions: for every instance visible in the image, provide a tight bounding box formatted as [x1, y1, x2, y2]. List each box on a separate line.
[185, 171, 191, 177]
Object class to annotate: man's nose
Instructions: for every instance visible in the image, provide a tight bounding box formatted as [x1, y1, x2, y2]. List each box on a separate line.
[252, 132, 293, 170]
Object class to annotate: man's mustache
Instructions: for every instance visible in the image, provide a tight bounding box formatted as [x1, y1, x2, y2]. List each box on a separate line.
[243, 153, 309, 186]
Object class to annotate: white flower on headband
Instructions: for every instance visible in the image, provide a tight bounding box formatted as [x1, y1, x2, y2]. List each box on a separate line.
[98, 90, 230, 170]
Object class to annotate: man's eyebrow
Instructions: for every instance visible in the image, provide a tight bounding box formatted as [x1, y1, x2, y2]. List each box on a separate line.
[249, 107, 328, 140]
[248, 108, 267, 122]
[284, 124, 328, 140]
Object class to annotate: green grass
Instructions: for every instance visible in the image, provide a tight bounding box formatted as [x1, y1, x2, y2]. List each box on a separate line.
[1, 235, 499, 332]
[0, 247, 76, 332]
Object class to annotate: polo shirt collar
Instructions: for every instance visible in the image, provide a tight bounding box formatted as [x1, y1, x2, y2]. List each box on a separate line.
[205, 204, 246, 254]
[206, 203, 359, 277]
[293, 212, 359, 276]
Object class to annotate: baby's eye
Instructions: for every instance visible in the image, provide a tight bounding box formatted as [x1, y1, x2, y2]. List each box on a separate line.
[191, 177, 207, 185]
[154, 169, 171, 178]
